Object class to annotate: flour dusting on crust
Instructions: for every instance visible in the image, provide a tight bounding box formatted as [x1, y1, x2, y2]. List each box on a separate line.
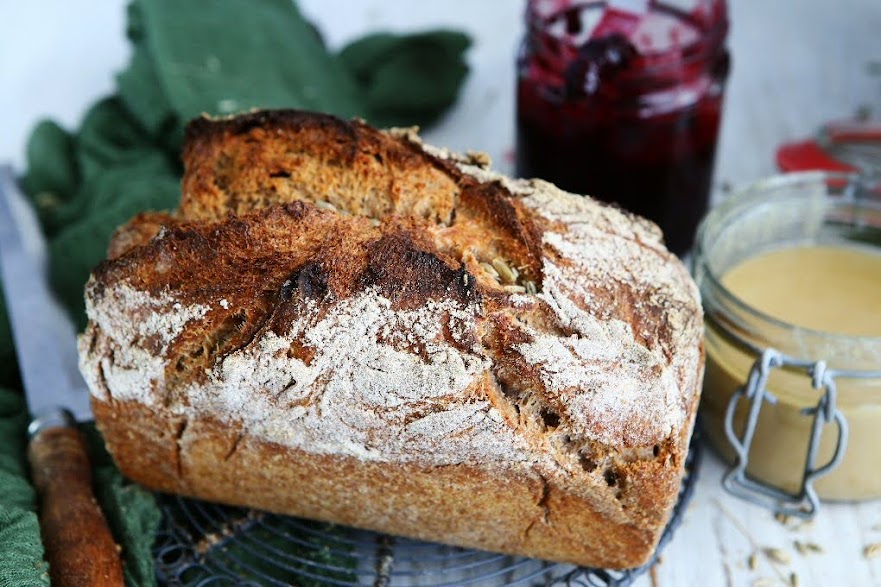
[79, 283, 208, 405]
[197, 291, 529, 465]
[448, 157, 702, 448]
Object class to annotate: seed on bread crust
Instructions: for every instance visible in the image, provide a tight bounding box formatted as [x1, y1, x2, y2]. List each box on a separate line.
[480, 262, 501, 281]
[492, 258, 517, 284]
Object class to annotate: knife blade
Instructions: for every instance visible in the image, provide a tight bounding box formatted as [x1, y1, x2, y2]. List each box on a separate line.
[0, 165, 124, 586]
[0, 168, 90, 419]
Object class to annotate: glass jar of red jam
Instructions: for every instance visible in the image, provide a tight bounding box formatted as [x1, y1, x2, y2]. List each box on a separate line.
[516, 0, 730, 255]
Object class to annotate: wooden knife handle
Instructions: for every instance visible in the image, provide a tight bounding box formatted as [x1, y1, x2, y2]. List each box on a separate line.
[28, 425, 125, 587]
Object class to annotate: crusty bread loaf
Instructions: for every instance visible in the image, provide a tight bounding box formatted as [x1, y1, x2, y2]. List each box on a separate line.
[78, 110, 704, 569]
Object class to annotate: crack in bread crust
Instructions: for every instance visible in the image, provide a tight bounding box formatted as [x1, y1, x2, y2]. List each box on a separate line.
[79, 109, 704, 569]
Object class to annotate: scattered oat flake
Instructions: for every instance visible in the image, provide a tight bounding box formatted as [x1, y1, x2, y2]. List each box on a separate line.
[789, 572, 799, 587]
[865, 543, 881, 559]
[753, 578, 774, 587]
[748, 552, 758, 570]
[775, 512, 792, 525]
[793, 540, 821, 555]
[764, 547, 791, 565]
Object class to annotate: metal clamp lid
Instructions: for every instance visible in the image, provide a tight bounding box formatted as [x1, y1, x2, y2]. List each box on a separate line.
[722, 348, 859, 519]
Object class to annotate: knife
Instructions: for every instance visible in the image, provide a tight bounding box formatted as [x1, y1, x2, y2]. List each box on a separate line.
[0, 166, 124, 586]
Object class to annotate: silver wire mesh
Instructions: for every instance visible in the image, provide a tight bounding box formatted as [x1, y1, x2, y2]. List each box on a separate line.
[154, 432, 700, 587]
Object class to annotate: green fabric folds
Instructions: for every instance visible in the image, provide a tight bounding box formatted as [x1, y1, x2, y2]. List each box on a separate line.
[0, 391, 48, 587]
[340, 30, 471, 127]
[5, 0, 471, 584]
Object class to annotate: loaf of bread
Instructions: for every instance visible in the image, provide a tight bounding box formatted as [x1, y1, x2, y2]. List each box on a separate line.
[78, 110, 704, 569]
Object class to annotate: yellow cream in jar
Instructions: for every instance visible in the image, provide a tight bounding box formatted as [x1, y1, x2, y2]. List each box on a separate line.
[721, 245, 881, 336]
[702, 243, 881, 500]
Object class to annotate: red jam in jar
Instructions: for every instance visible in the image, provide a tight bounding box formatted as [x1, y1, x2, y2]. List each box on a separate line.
[516, 0, 730, 255]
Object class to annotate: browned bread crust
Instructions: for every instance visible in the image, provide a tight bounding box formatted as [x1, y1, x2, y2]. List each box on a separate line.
[79, 110, 704, 569]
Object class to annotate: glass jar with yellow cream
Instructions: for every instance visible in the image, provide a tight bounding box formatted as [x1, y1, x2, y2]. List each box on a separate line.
[693, 171, 881, 516]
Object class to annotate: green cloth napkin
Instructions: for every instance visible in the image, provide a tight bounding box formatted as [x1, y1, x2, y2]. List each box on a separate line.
[340, 30, 471, 127]
[0, 388, 47, 587]
[2, 0, 470, 583]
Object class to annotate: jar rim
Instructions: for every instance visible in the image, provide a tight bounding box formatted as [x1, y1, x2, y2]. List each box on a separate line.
[694, 171, 881, 347]
[525, 0, 729, 73]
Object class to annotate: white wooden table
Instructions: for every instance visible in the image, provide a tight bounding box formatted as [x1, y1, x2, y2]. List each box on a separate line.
[2, 1, 881, 585]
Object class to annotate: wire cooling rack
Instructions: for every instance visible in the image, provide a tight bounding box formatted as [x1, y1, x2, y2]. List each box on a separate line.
[153, 433, 701, 587]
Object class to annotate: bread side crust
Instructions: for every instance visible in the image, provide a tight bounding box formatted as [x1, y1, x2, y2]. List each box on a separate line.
[92, 394, 697, 569]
